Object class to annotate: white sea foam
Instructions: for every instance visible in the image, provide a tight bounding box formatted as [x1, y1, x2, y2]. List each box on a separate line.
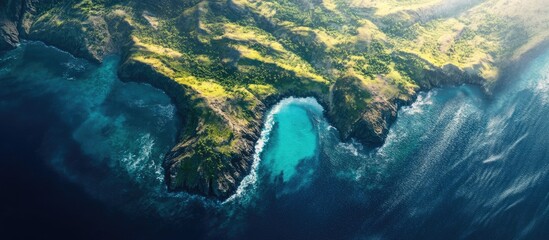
[224, 97, 323, 204]
[535, 72, 549, 104]
[134, 99, 146, 107]
[482, 133, 528, 164]
[120, 133, 163, 183]
[156, 104, 176, 119]
[63, 61, 85, 72]
[337, 141, 361, 157]
[401, 92, 434, 115]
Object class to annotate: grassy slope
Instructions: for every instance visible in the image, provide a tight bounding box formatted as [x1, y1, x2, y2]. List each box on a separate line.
[20, 0, 549, 198]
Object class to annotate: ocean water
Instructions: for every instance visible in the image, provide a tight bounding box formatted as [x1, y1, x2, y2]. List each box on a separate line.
[0, 42, 207, 239]
[2, 42, 549, 239]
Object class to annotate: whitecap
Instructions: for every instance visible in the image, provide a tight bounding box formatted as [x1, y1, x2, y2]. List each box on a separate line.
[482, 133, 528, 164]
[338, 141, 361, 156]
[535, 74, 549, 104]
[63, 61, 85, 72]
[120, 133, 161, 183]
[401, 91, 434, 115]
[156, 104, 176, 119]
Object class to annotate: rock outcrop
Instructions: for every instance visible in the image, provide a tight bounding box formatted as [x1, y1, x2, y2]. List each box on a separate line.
[0, 0, 26, 51]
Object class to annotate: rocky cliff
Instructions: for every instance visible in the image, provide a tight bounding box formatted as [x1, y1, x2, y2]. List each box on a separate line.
[0, 0, 27, 50]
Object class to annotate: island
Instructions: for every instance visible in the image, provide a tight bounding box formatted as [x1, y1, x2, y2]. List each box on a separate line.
[2, 0, 548, 199]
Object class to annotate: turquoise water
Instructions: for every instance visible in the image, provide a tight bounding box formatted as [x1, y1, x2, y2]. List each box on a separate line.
[226, 97, 324, 202]
[263, 100, 321, 182]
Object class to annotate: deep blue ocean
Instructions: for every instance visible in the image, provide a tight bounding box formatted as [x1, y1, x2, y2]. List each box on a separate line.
[1, 42, 549, 239]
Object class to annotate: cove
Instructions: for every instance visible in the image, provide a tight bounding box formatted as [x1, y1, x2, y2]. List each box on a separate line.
[228, 97, 324, 201]
[262, 97, 323, 182]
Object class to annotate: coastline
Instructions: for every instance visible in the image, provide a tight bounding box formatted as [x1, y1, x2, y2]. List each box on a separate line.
[10, 35, 549, 200]
[2, 0, 548, 200]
